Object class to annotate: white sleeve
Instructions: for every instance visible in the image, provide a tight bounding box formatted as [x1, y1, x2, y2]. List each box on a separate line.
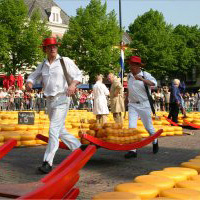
[63, 57, 82, 83]
[26, 62, 44, 84]
[144, 71, 157, 87]
[103, 84, 109, 96]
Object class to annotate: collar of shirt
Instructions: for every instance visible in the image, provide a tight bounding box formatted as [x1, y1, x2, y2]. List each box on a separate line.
[44, 54, 61, 67]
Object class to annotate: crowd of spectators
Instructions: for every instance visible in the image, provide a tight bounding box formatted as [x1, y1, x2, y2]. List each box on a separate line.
[0, 85, 200, 112]
[152, 86, 200, 112]
[0, 86, 45, 111]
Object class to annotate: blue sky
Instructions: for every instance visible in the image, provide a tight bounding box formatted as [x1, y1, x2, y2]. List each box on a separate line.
[54, 0, 200, 30]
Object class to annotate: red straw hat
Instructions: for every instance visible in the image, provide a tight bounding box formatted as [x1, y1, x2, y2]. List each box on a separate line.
[129, 56, 142, 64]
[42, 37, 61, 47]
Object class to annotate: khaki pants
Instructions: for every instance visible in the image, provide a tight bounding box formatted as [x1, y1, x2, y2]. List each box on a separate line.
[113, 112, 123, 123]
[96, 115, 108, 124]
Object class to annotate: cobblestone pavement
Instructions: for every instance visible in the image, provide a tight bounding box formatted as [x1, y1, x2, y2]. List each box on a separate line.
[0, 128, 200, 199]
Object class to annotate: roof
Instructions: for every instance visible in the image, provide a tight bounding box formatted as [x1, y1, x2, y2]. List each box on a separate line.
[24, 0, 70, 25]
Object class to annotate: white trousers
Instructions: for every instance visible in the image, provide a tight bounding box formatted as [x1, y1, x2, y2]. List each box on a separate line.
[44, 95, 81, 166]
[128, 102, 157, 146]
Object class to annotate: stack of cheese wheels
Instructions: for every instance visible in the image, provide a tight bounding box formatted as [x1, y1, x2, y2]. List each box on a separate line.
[176, 180, 200, 192]
[134, 175, 175, 192]
[20, 132, 37, 146]
[192, 119, 200, 126]
[165, 126, 174, 136]
[181, 162, 200, 173]
[149, 171, 188, 184]
[163, 167, 198, 179]
[15, 125, 28, 131]
[3, 132, 21, 147]
[92, 192, 141, 200]
[114, 182, 159, 199]
[173, 126, 183, 135]
[160, 188, 200, 199]
[137, 127, 149, 138]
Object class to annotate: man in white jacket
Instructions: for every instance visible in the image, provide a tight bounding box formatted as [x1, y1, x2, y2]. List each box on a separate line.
[26, 37, 82, 173]
[93, 74, 109, 124]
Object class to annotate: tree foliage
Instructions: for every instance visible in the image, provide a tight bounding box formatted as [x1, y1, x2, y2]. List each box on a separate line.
[128, 9, 175, 79]
[60, 0, 121, 83]
[0, 0, 51, 75]
[128, 9, 200, 81]
[172, 25, 200, 78]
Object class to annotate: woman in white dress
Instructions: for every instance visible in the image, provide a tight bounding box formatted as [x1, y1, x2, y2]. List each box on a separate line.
[93, 74, 109, 124]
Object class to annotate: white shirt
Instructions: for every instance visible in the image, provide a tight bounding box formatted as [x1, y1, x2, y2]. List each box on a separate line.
[128, 71, 157, 103]
[93, 81, 109, 115]
[27, 54, 82, 97]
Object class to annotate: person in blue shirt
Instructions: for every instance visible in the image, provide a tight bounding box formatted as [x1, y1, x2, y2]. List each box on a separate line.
[168, 79, 186, 123]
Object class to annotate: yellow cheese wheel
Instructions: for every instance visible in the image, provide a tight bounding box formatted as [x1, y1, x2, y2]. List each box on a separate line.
[173, 126, 183, 131]
[21, 133, 36, 141]
[36, 140, 47, 145]
[92, 192, 141, 200]
[114, 182, 159, 199]
[15, 125, 28, 131]
[21, 140, 37, 146]
[189, 159, 200, 163]
[1, 125, 16, 131]
[174, 131, 183, 135]
[141, 133, 149, 138]
[0, 135, 4, 142]
[191, 175, 200, 182]
[160, 188, 200, 199]
[3, 133, 21, 141]
[26, 125, 39, 131]
[149, 171, 187, 183]
[134, 175, 175, 191]
[161, 132, 167, 137]
[163, 167, 198, 179]
[166, 132, 174, 136]
[181, 162, 200, 173]
[176, 180, 200, 192]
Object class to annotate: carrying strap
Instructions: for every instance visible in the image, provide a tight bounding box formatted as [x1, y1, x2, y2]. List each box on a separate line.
[142, 71, 156, 115]
[60, 57, 77, 104]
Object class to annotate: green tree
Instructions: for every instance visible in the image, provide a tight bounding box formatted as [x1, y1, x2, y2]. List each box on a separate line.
[128, 9, 176, 80]
[0, 0, 51, 75]
[173, 25, 200, 79]
[60, 0, 121, 83]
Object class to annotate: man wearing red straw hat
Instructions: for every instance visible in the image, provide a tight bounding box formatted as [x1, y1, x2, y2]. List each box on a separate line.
[124, 56, 159, 158]
[26, 37, 82, 173]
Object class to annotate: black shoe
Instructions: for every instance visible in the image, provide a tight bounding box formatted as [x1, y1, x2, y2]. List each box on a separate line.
[153, 142, 159, 154]
[124, 151, 137, 159]
[38, 161, 52, 174]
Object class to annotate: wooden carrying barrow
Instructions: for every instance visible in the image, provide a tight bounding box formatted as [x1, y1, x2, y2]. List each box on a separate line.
[36, 129, 163, 151]
[0, 144, 96, 199]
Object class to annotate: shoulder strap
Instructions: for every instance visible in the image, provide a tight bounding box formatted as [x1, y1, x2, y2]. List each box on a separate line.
[41, 60, 45, 71]
[60, 57, 77, 104]
[60, 57, 71, 86]
[142, 71, 156, 115]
